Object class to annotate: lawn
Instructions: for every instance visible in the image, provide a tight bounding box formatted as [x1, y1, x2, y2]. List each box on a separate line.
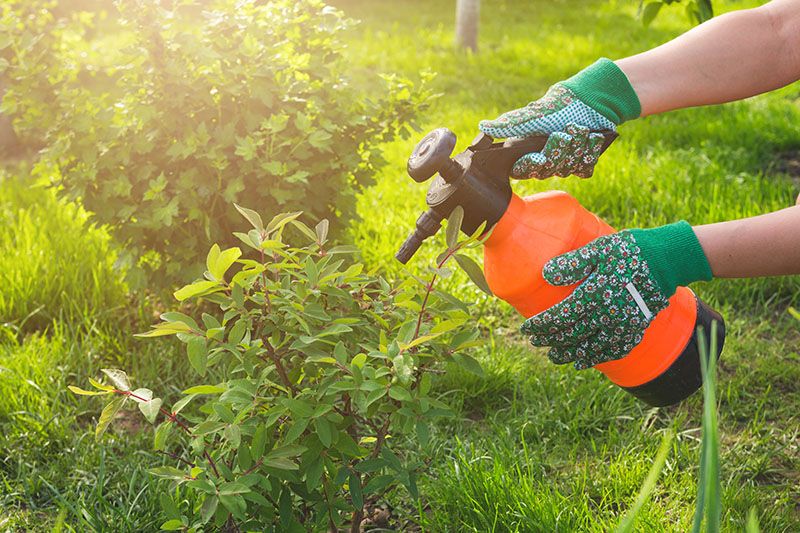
[1, 0, 799, 531]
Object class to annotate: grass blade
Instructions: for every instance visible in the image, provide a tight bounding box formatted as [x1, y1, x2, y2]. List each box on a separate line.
[745, 507, 760, 533]
[614, 429, 674, 533]
[692, 321, 722, 533]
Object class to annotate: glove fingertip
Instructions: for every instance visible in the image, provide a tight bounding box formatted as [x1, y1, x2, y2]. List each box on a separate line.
[511, 152, 549, 180]
[478, 120, 506, 138]
[548, 347, 574, 365]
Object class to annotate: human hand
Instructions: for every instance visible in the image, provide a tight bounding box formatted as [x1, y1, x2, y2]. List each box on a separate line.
[479, 58, 640, 179]
[520, 222, 712, 369]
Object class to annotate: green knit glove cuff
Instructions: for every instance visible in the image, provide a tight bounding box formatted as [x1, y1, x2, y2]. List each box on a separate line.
[630, 221, 713, 296]
[561, 58, 641, 125]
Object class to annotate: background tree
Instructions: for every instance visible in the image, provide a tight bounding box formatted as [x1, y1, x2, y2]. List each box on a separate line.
[455, 0, 480, 51]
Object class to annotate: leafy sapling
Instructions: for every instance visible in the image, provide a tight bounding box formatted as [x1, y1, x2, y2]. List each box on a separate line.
[70, 204, 489, 531]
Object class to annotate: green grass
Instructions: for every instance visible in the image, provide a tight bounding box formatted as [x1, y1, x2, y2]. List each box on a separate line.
[331, 0, 799, 529]
[0, 321, 195, 531]
[1, 0, 798, 530]
[0, 167, 126, 332]
[339, 0, 800, 310]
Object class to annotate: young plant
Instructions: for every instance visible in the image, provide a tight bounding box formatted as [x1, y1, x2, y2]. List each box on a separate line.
[70, 206, 487, 531]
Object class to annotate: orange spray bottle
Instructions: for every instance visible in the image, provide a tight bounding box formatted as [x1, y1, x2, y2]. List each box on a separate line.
[396, 128, 724, 406]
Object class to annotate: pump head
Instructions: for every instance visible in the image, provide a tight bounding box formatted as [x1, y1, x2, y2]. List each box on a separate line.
[396, 128, 618, 263]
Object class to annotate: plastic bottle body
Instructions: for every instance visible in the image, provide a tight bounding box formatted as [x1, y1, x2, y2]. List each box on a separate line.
[483, 191, 724, 406]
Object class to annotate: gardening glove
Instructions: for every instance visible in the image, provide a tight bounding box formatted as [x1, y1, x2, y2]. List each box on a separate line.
[479, 58, 640, 179]
[520, 221, 712, 370]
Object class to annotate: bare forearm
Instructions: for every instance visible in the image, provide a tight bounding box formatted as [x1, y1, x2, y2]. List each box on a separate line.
[616, 0, 800, 116]
[694, 205, 800, 278]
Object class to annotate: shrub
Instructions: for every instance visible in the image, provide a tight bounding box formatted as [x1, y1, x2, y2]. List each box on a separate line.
[0, 167, 125, 331]
[70, 206, 489, 530]
[3, 0, 432, 285]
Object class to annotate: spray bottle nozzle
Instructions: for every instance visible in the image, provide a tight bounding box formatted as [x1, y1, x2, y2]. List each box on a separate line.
[396, 126, 620, 264]
[395, 209, 443, 264]
[407, 128, 460, 183]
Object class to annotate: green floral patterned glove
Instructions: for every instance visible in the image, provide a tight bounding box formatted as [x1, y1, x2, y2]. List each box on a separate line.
[479, 58, 640, 179]
[521, 222, 712, 370]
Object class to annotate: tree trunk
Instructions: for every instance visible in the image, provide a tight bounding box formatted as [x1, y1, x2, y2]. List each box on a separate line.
[455, 0, 480, 52]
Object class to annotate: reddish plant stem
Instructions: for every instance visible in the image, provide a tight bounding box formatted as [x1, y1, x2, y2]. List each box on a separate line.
[259, 247, 272, 313]
[410, 244, 461, 345]
[157, 450, 195, 468]
[263, 338, 297, 396]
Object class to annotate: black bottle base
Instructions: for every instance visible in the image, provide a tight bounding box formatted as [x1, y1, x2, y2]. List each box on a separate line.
[622, 296, 725, 407]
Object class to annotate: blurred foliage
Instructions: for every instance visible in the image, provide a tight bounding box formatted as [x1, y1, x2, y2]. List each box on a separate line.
[640, 0, 714, 27]
[1, 0, 433, 287]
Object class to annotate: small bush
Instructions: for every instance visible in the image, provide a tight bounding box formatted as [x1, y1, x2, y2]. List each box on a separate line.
[70, 206, 487, 530]
[2, 0, 432, 285]
[0, 168, 125, 331]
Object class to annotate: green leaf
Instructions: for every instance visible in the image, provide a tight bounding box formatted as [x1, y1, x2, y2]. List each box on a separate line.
[366, 387, 387, 407]
[318, 323, 353, 338]
[283, 398, 314, 418]
[101, 369, 131, 391]
[129, 388, 153, 403]
[266, 211, 303, 233]
[314, 418, 333, 447]
[451, 353, 484, 376]
[416, 419, 430, 448]
[160, 492, 181, 520]
[210, 247, 242, 281]
[351, 353, 367, 369]
[454, 254, 492, 295]
[134, 321, 193, 338]
[68, 385, 109, 396]
[284, 418, 309, 444]
[265, 444, 307, 460]
[154, 422, 171, 451]
[251, 426, 267, 459]
[446, 206, 464, 248]
[201, 495, 219, 524]
[174, 280, 220, 302]
[206, 244, 221, 275]
[160, 519, 184, 531]
[349, 471, 363, 511]
[234, 204, 264, 232]
[315, 219, 329, 244]
[187, 337, 208, 376]
[388, 386, 412, 402]
[182, 385, 226, 395]
[171, 394, 196, 415]
[220, 493, 247, 520]
[403, 332, 445, 350]
[150, 466, 187, 481]
[327, 245, 360, 255]
[641, 1, 663, 27]
[96, 397, 125, 440]
[228, 319, 247, 346]
[364, 474, 394, 495]
[89, 378, 115, 392]
[219, 481, 250, 496]
[159, 312, 198, 330]
[266, 457, 299, 471]
[290, 219, 318, 243]
[788, 307, 800, 321]
[138, 397, 162, 424]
